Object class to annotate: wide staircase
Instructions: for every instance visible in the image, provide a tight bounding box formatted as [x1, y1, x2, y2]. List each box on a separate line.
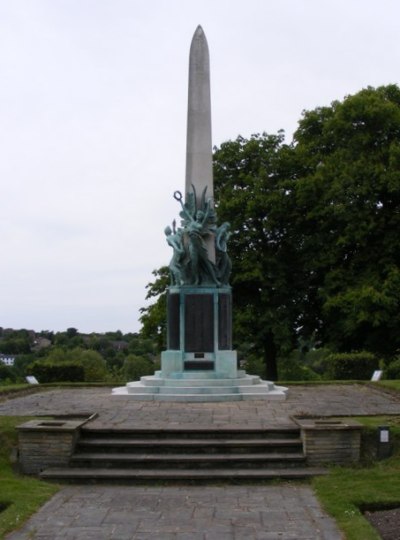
[40, 426, 327, 482]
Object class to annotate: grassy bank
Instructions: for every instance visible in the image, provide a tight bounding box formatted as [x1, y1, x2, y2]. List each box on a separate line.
[313, 413, 400, 540]
[0, 416, 59, 538]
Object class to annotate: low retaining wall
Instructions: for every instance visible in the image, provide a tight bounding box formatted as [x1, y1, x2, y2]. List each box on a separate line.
[17, 416, 95, 474]
[294, 417, 362, 466]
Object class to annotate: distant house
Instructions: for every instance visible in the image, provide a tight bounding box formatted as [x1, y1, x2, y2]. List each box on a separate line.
[0, 354, 15, 366]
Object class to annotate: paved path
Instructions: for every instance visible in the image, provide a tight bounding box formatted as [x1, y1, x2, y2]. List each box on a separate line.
[2, 384, 399, 539]
[6, 485, 342, 540]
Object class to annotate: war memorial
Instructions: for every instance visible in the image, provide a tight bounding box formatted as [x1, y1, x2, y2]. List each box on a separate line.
[113, 26, 286, 401]
[3, 26, 400, 540]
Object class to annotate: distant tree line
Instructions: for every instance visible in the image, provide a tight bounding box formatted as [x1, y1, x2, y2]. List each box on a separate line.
[0, 327, 159, 384]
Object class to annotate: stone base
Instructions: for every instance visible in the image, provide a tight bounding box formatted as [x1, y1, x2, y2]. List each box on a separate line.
[17, 416, 94, 474]
[112, 370, 288, 402]
[161, 349, 238, 378]
[293, 417, 362, 465]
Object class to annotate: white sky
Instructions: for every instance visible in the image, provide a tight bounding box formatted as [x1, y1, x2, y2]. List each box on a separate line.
[1, 0, 399, 334]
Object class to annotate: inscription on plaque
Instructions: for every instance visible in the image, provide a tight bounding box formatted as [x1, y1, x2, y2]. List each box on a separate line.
[184, 294, 214, 352]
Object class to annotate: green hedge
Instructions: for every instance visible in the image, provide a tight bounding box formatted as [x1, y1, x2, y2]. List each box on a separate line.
[28, 361, 85, 383]
[325, 352, 379, 380]
[385, 358, 400, 380]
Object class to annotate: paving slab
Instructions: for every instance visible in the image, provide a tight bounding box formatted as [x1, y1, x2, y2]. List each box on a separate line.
[5, 485, 343, 540]
[0, 384, 398, 430]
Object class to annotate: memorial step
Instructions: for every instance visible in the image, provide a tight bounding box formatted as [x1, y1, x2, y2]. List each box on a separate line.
[70, 451, 306, 469]
[38, 425, 324, 483]
[76, 436, 303, 453]
[40, 466, 328, 482]
[116, 392, 286, 402]
[79, 426, 300, 439]
[139, 375, 264, 387]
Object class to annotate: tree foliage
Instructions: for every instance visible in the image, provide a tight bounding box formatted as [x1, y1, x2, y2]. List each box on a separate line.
[139, 267, 169, 352]
[293, 85, 400, 357]
[122, 354, 155, 381]
[213, 132, 305, 378]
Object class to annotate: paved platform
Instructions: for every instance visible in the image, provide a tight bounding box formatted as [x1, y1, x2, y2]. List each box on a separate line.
[0, 384, 398, 429]
[2, 384, 399, 539]
[6, 485, 342, 540]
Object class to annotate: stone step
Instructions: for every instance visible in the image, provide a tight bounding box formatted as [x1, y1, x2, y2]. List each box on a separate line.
[76, 437, 303, 453]
[139, 375, 263, 387]
[40, 466, 328, 482]
[80, 426, 301, 440]
[125, 385, 279, 396]
[70, 451, 306, 469]
[115, 391, 286, 402]
[134, 385, 276, 395]
[158, 386, 241, 395]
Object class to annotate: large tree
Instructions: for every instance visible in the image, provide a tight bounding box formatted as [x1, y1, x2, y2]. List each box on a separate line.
[213, 133, 305, 379]
[292, 84, 400, 358]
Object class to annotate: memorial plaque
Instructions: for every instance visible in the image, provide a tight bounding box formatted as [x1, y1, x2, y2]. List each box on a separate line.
[184, 293, 214, 352]
[184, 360, 214, 370]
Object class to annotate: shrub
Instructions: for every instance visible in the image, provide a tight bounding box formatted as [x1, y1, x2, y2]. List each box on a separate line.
[243, 356, 265, 379]
[304, 347, 334, 375]
[28, 361, 85, 383]
[385, 358, 400, 379]
[325, 351, 379, 380]
[79, 350, 108, 382]
[278, 350, 321, 381]
[278, 360, 321, 381]
[122, 354, 154, 381]
[0, 364, 16, 383]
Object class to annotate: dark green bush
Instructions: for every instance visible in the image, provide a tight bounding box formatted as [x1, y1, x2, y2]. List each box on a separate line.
[278, 350, 321, 381]
[325, 351, 379, 380]
[28, 361, 85, 383]
[122, 354, 154, 381]
[385, 358, 400, 379]
[0, 364, 16, 383]
[243, 356, 265, 379]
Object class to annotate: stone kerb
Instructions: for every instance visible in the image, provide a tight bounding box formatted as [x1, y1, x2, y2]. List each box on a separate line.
[294, 417, 362, 466]
[17, 416, 95, 475]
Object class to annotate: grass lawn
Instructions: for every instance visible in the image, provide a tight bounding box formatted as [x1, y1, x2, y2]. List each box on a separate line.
[313, 412, 400, 540]
[376, 380, 400, 392]
[0, 416, 59, 539]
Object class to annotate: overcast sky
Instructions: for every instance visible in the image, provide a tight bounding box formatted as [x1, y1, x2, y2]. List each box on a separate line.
[1, 0, 399, 334]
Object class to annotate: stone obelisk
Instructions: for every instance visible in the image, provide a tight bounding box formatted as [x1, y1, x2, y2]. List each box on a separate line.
[185, 25, 213, 203]
[112, 25, 287, 400]
[185, 25, 215, 262]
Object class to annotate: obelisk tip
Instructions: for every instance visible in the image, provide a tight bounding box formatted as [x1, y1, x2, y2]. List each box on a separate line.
[194, 25, 205, 38]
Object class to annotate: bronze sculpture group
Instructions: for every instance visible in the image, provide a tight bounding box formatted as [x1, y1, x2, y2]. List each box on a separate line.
[165, 185, 231, 287]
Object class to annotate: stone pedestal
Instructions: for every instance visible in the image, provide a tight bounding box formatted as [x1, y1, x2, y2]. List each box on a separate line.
[294, 417, 362, 465]
[163, 286, 236, 378]
[113, 284, 287, 401]
[17, 417, 92, 474]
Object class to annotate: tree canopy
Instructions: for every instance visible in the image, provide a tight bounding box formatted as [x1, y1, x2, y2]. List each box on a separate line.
[291, 85, 400, 357]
